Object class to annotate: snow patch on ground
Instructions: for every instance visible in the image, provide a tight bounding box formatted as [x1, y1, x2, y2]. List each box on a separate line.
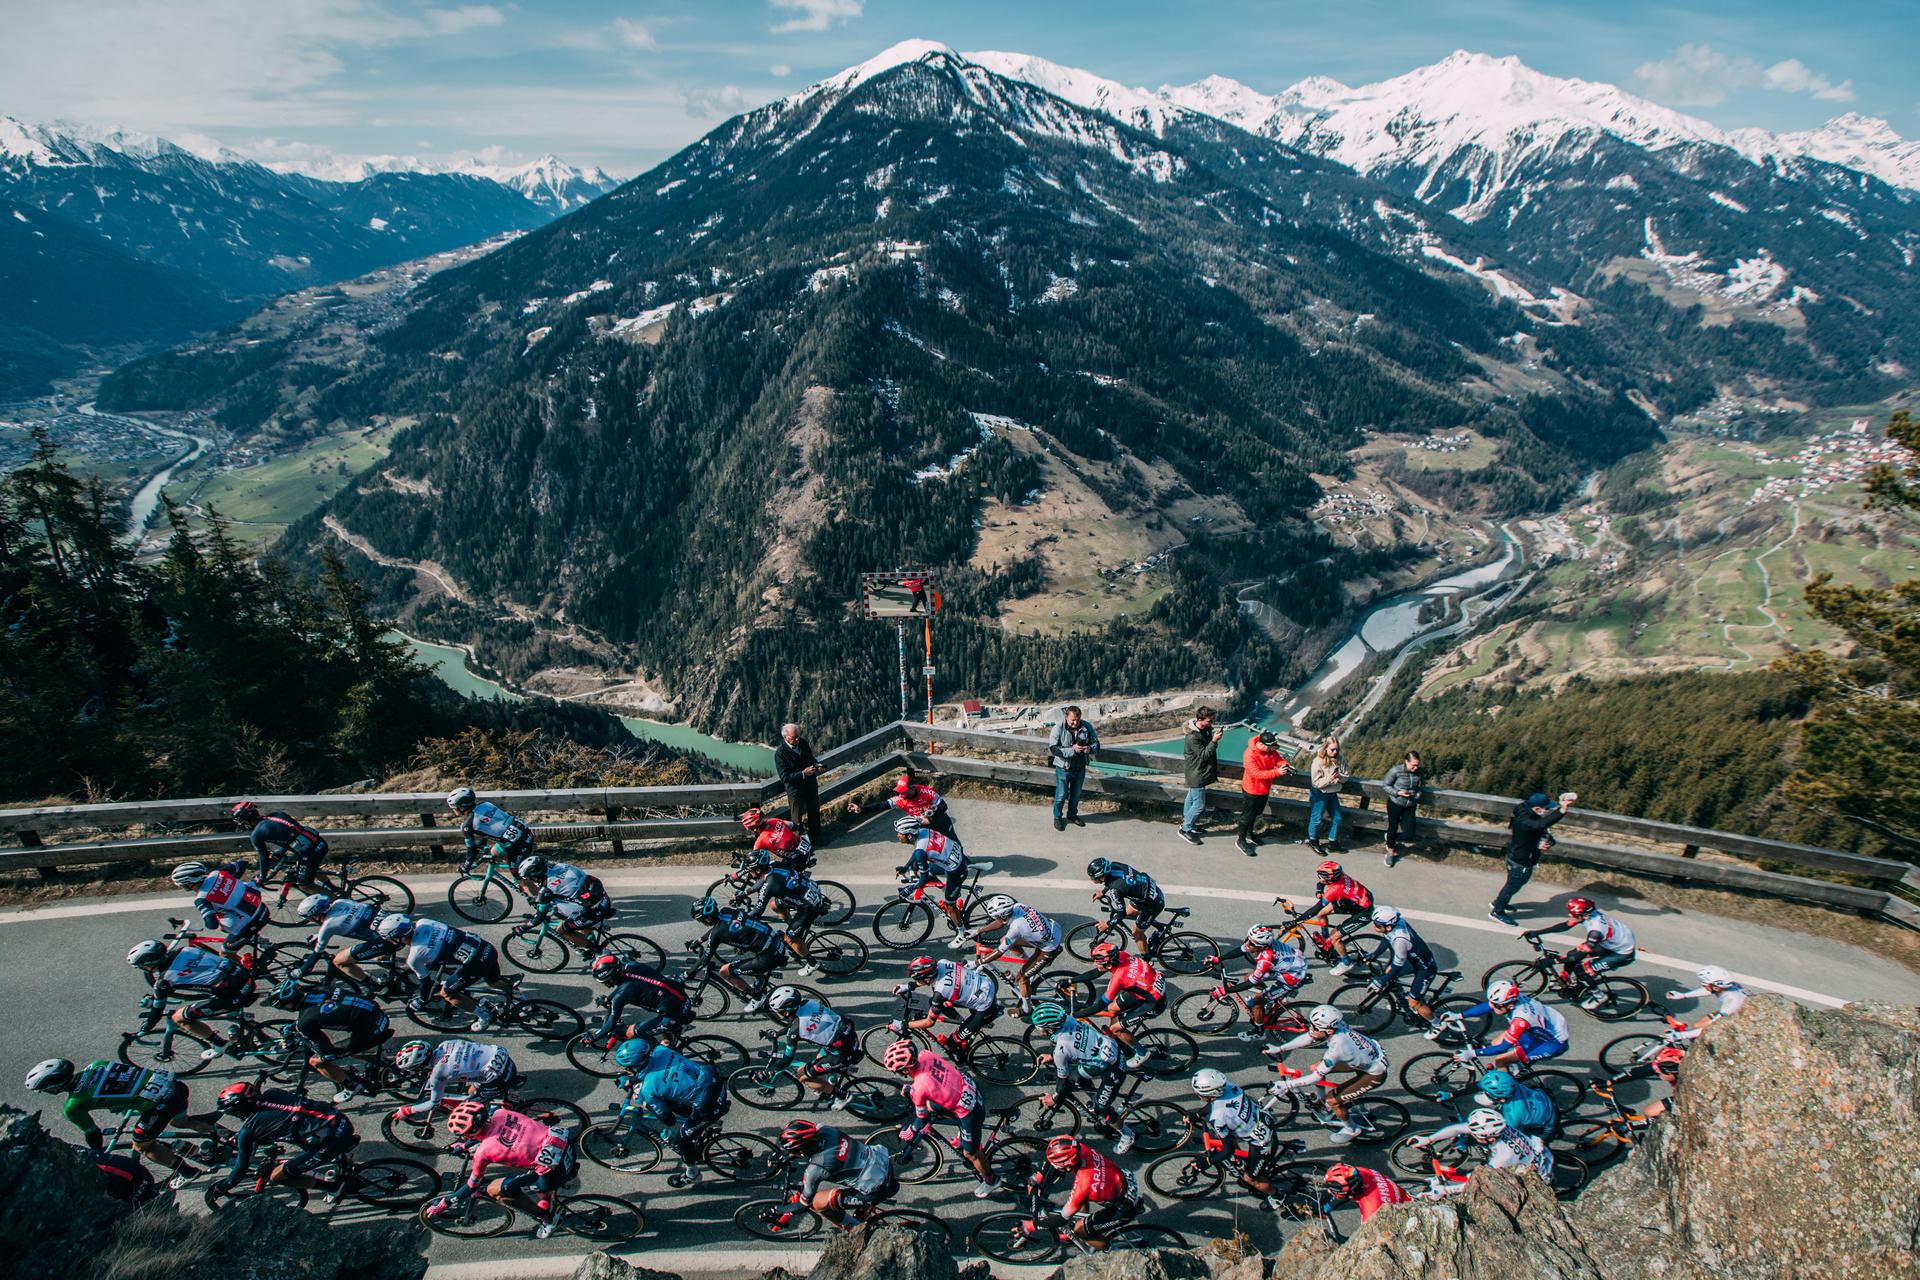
[524, 326, 553, 350]
[809, 264, 855, 292]
[1724, 251, 1787, 301]
[563, 279, 614, 304]
[1605, 174, 1640, 191]
[1420, 243, 1539, 302]
[884, 319, 949, 359]
[655, 179, 685, 195]
[912, 414, 998, 484]
[1707, 191, 1750, 214]
[688, 291, 735, 315]
[367, 216, 389, 231]
[609, 302, 680, 336]
[1039, 274, 1079, 303]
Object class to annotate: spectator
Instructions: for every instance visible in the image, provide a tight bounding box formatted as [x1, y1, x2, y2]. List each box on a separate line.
[1490, 789, 1577, 925]
[1179, 707, 1222, 846]
[1049, 706, 1099, 830]
[1306, 737, 1349, 853]
[1382, 750, 1424, 867]
[775, 723, 823, 846]
[1235, 730, 1287, 858]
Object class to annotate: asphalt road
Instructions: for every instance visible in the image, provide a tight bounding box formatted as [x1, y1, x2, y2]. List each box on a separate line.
[0, 797, 1909, 1275]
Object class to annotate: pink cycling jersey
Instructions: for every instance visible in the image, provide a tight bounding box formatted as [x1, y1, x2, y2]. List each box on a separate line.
[907, 1050, 979, 1119]
[463, 1108, 568, 1189]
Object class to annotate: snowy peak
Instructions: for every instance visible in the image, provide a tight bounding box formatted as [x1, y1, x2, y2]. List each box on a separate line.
[966, 49, 1181, 134]
[450, 154, 619, 213]
[1762, 113, 1920, 191]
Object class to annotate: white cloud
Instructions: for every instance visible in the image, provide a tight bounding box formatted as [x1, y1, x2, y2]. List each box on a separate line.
[684, 84, 754, 119]
[770, 0, 862, 34]
[423, 6, 504, 36]
[611, 18, 658, 50]
[770, 63, 792, 78]
[1634, 43, 1854, 108]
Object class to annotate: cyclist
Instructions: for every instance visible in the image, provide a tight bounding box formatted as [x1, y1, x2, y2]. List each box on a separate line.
[95, 1150, 161, 1205]
[780, 1120, 898, 1228]
[1030, 1002, 1136, 1154]
[448, 786, 534, 866]
[1368, 905, 1439, 1024]
[962, 895, 1062, 1010]
[376, 913, 514, 1031]
[769, 986, 861, 1108]
[1299, 861, 1374, 977]
[588, 953, 693, 1046]
[390, 1038, 522, 1120]
[1407, 1108, 1553, 1195]
[895, 827, 973, 937]
[1031, 1136, 1145, 1251]
[613, 1035, 724, 1188]
[1267, 1005, 1389, 1144]
[849, 775, 957, 839]
[26, 1057, 210, 1180]
[1522, 896, 1636, 1010]
[691, 896, 790, 1012]
[427, 1101, 577, 1240]
[1664, 965, 1748, 1040]
[127, 937, 255, 1061]
[293, 894, 399, 992]
[169, 860, 269, 950]
[740, 809, 812, 871]
[230, 802, 330, 898]
[266, 979, 392, 1102]
[746, 855, 830, 975]
[884, 1038, 997, 1197]
[1085, 858, 1164, 952]
[891, 955, 1000, 1049]
[1474, 1068, 1559, 1140]
[513, 854, 615, 949]
[1190, 1068, 1305, 1209]
[211, 1081, 358, 1198]
[1322, 1163, 1410, 1222]
[1089, 942, 1166, 1068]
[1456, 980, 1571, 1069]
[1225, 925, 1310, 1045]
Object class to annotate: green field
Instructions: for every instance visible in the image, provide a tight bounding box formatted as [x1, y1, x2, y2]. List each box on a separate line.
[166, 422, 400, 545]
[1396, 431, 1498, 472]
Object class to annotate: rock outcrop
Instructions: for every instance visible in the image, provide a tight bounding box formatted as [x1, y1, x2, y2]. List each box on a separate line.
[1062, 1246, 1210, 1280]
[808, 1226, 958, 1280]
[571, 1256, 684, 1280]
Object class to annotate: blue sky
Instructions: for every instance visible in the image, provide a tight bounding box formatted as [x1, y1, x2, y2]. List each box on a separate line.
[1, 0, 1912, 175]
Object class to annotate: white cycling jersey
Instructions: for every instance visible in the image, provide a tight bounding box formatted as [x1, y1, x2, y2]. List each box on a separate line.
[1583, 910, 1636, 955]
[1205, 1082, 1273, 1148]
[1050, 1017, 1122, 1081]
[792, 1001, 845, 1047]
[1671, 983, 1748, 1039]
[932, 960, 997, 1012]
[419, 1039, 514, 1108]
[1505, 995, 1570, 1045]
[465, 802, 527, 844]
[1317, 1029, 1387, 1076]
[1003, 905, 1062, 952]
[311, 899, 379, 952]
[161, 946, 233, 989]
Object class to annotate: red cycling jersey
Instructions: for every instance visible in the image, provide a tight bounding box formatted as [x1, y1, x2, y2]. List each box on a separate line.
[889, 785, 943, 818]
[1318, 874, 1372, 913]
[1345, 1166, 1410, 1221]
[198, 868, 263, 916]
[1103, 956, 1166, 1002]
[1060, 1145, 1130, 1216]
[753, 820, 805, 856]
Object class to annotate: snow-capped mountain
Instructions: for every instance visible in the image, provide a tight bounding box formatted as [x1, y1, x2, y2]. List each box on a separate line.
[1736, 114, 1920, 194]
[451, 155, 619, 215]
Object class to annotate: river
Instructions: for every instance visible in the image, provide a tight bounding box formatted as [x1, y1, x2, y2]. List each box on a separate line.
[397, 633, 776, 774]
[99, 406, 213, 546]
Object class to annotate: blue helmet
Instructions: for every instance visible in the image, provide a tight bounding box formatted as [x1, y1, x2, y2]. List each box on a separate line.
[691, 896, 719, 922]
[1477, 1069, 1518, 1100]
[613, 1037, 654, 1069]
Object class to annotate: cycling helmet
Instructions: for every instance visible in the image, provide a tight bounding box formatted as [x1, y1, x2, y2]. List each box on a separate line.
[1315, 860, 1343, 882]
[215, 1081, 260, 1115]
[1243, 925, 1277, 949]
[267, 977, 303, 1009]
[446, 787, 477, 812]
[1477, 1069, 1518, 1101]
[614, 1037, 654, 1069]
[1465, 1108, 1507, 1140]
[446, 1101, 487, 1138]
[1090, 942, 1125, 969]
[589, 954, 624, 985]
[780, 1119, 821, 1153]
[24, 1058, 74, 1093]
[691, 896, 720, 923]
[1370, 905, 1401, 929]
[1697, 965, 1733, 989]
[882, 1039, 917, 1075]
[229, 802, 261, 826]
[740, 809, 765, 832]
[894, 775, 913, 795]
[980, 894, 1018, 920]
[1323, 1164, 1360, 1197]
[748, 850, 772, 871]
[394, 1040, 432, 1072]
[1565, 896, 1596, 919]
[1086, 858, 1112, 880]
[905, 956, 937, 983]
[768, 986, 802, 1018]
[892, 813, 921, 837]
[1307, 1004, 1346, 1032]
[1652, 1046, 1686, 1083]
[295, 893, 332, 922]
[1191, 1068, 1228, 1098]
[1029, 1001, 1068, 1033]
[515, 856, 547, 882]
[127, 940, 166, 969]
[376, 913, 415, 942]
[1045, 1135, 1080, 1170]
[169, 862, 209, 889]
[1486, 980, 1520, 1008]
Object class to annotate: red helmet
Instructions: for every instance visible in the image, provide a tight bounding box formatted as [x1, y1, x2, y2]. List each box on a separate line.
[1652, 1046, 1686, 1082]
[1323, 1164, 1360, 1196]
[215, 1081, 259, 1114]
[1045, 1135, 1080, 1170]
[590, 953, 623, 984]
[780, 1119, 821, 1152]
[1565, 896, 1596, 919]
[894, 775, 913, 795]
[1315, 860, 1343, 881]
[229, 801, 260, 826]
[447, 1101, 488, 1138]
[906, 956, 937, 982]
[882, 1039, 916, 1075]
[1090, 942, 1124, 969]
[740, 809, 764, 832]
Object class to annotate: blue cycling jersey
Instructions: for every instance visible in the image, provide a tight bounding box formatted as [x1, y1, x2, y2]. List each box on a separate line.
[709, 908, 781, 953]
[630, 1046, 715, 1112]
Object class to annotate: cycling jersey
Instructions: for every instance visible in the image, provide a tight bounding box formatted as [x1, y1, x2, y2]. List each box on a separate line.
[801, 1127, 894, 1200]
[1059, 1145, 1135, 1218]
[754, 867, 824, 913]
[1342, 1166, 1409, 1221]
[61, 1061, 183, 1146]
[1379, 920, 1437, 981]
[1235, 943, 1309, 992]
[752, 819, 809, 864]
[627, 1044, 718, 1117]
[1582, 910, 1637, 956]
[292, 990, 389, 1055]
[156, 944, 245, 993]
[593, 962, 691, 1041]
[905, 830, 966, 875]
[227, 1090, 352, 1184]
[905, 1050, 979, 1124]
[706, 908, 784, 955]
[306, 898, 380, 958]
[403, 919, 495, 994]
[1102, 956, 1166, 1003]
[1468, 994, 1570, 1062]
[193, 864, 267, 941]
[1493, 1082, 1558, 1136]
[457, 1107, 571, 1193]
[1316, 874, 1372, 914]
[1275, 1028, 1387, 1083]
[929, 960, 997, 1012]
[463, 802, 531, 851]
[248, 813, 327, 867]
[413, 1040, 517, 1111]
[889, 785, 947, 821]
[789, 1001, 850, 1052]
[1672, 983, 1748, 1039]
[1094, 862, 1161, 906]
[1050, 1017, 1124, 1082]
[1001, 904, 1061, 952]
[1204, 1082, 1273, 1151]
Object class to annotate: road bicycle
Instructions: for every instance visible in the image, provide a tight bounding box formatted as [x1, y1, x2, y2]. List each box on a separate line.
[564, 1019, 750, 1081]
[205, 1139, 440, 1214]
[1170, 956, 1320, 1039]
[1265, 1064, 1411, 1146]
[1557, 1077, 1657, 1170]
[1063, 898, 1218, 976]
[380, 1092, 591, 1156]
[674, 942, 827, 1021]
[1035, 1069, 1193, 1156]
[420, 1190, 646, 1241]
[1388, 1106, 1588, 1201]
[500, 901, 666, 974]
[261, 853, 415, 921]
[1596, 1011, 1693, 1075]
[705, 854, 856, 928]
[1481, 938, 1649, 1022]
[1273, 897, 1390, 972]
[863, 1091, 1060, 1186]
[733, 1152, 950, 1244]
[858, 1005, 1038, 1088]
[726, 1032, 912, 1124]
[446, 843, 520, 924]
[1326, 971, 1486, 1045]
[580, 1105, 781, 1185]
[1143, 1137, 1333, 1219]
[118, 996, 298, 1077]
[404, 974, 583, 1041]
[1396, 1049, 1587, 1115]
[968, 1184, 1189, 1263]
[870, 861, 998, 949]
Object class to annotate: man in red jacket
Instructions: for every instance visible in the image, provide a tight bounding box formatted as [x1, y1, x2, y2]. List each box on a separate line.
[1236, 731, 1288, 858]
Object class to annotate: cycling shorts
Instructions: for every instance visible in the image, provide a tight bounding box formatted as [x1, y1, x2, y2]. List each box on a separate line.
[951, 1003, 998, 1041]
[315, 1022, 392, 1061]
[184, 979, 254, 1019]
[441, 940, 501, 992]
[727, 948, 781, 977]
[282, 1126, 359, 1174]
[1084, 1192, 1143, 1235]
[130, 1080, 192, 1143]
[1580, 950, 1635, 977]
[498, 1145, 579, 1198]
[1513, 1030, 1567, 1063]
[1111, 988, 1164, 1029]
[344, 940, 392, 964]
[949, 1106, 985, 1156]
[283, 843, 328, 885]
[1126, 894, 1165, 926]
[1401, 960, 1439, 1000]
[782, 900, 823, 936]
[1332, 1073, 1384, 1103]
[801, 1039, 860, 1079]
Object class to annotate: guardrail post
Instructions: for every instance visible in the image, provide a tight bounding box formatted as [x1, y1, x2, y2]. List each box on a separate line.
[1682, 844, 1700, 859]
[420, 813, 445, 860]
[607, 805, 625, 857]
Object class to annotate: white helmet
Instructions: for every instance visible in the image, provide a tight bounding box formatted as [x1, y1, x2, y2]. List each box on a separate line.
[893, 813, 921, 836]
[1697, 965, 1733, 989]
[376, 913, 415, 942]
[446, 786, 477, 812]
[1486, 980, 1520, 1007]
[394, 1039, 432, 1072]
[1370, 905, 1401, 928]
[768, 986, 802, 1017]
[170, 862, 209, 888]
[1243, 925, 1276, 948]
[1191, 1068, 1228, 1098]
[25, 1058, 74, 1093]
[1466, 1108, 1508, 1140]
[515, 856, 546, 880]
[1307, 1004, 1345, 1032]
[980, 894, 1018, 920]
[296, 893, 332, 922]
[127, 940, 167, 968]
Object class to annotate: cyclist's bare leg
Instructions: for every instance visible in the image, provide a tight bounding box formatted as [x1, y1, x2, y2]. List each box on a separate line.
[171, 1008, 221, 1043]
[937, 901, 966, 931]
[330, 947, 374, 986]
[309, 1054, 350, 1087]
[132, 1135, 198, 1173]
[963, 1150, 994, 1184]
[1486, 1048, 1524, 1070]
[268, 1159, 322, 1191]
[1406, 994, 1435, 1022]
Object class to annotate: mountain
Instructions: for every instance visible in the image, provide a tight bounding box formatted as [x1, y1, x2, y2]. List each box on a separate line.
[254, 150, 620, 216]
[1740, 113, 1920, 193]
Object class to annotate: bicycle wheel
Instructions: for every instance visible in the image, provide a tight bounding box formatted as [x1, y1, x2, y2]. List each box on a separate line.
[865, 1127, 943, 1184]
[205, 1180, 309, 1212]
[1329, 983, 1401, 1037]
[1122, 1100, 1192, 1154]
[841, 1076, 912, 1125]
[868, 1208, 951, 1246]
[1154, 932, 1220, 976]
[1389, 1134, 1449, 1178]
[680, 1034, 751, 1079]
[863, 1023, 928, 1066]
[502, 928, 572, 974]
[380, 1111, 445, 1155]
[349, 875, 415, 915]
[735, 1199, 825, 1241]
[448, 873, 515, 925]
[1343, 1096, 1412, 1146]
[1561, 1120, 1634, 1169]
[872, 899, 935, 949]
[1065, 920, 1118, 963]
[1132, 1028, 1199, 1078]
[1110, 1224, 1189, 1251]
[511, 998, 583, 1042]
[814, 881, 857, 927]
[581, 1122, 665, 1174]
[1549, 1152, 1588, 1199]
[806, 930, 868, 977]
[565, 1033, 622, 1079]
[119, 1028, 213, 1076]
[348, 1158, 440, 1209]
[967, 1035, 1040, 1087]
[1582, 977, 1650, 1022]
[1001, 1093, 1078, 1138]
[1144, 1151, 1222, 1200]
[422, 1196, 514, 1237]
[689, 979, 730, 1020]
[703, 1132, 781, 1183]
[405, 1000, 472, 1034]
[969, 1212, 1066, 1265]
[559, 1193, 646, 1242]
[1526, 1069, 1588, 1115]
[1267, 1159, 1338, 1220]
[1399, 1051, 1479, 1103]
[1480, 959, 1549, 996]
[1599, 1032, 1666, 1076]
[1428, 995, 1492, 1048]
[988, 1136, 1046, 1185]
[1171, 990, 1240, 1035]
[518, 1097, 589, 1136]
[728, 1064, 806, 1110]
[599, 933, 667, 968]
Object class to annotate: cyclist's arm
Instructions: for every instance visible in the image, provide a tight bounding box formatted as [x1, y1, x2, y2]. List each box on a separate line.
[1522, 922, 1572, 939]
[1059, 1168, 1094, 1219]
[406, 1060, 453, 1114]
[1272, 1031, 1316, 1053]
[61, 1095, 106, 1149]
[220, 1119, 261, 1190]
[1419, 1122, 1469, 1147]
[595, 984, 636, 1042]
[799, 1153, 832, 1201]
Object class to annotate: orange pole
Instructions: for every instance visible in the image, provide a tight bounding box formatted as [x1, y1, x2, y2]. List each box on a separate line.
[923, 610, 934, 724]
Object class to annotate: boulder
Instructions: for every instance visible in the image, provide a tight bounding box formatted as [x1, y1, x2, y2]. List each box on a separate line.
[0, 1105, 131, 1280]
[1194, 1233, 1267, 1280]
[1061, 1247, 1208, 1280]
[809, 1225, 958, 1280]
[572, 1255, 683, 1280]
